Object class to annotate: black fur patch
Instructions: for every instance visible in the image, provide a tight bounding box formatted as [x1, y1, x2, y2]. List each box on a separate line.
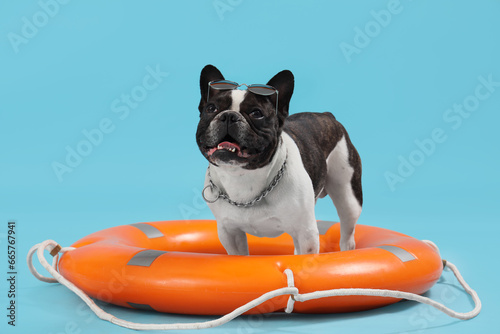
[283, 112, 363, 205]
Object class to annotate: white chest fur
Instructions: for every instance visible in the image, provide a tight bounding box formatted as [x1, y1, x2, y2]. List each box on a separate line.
[204, 133, 316, 238]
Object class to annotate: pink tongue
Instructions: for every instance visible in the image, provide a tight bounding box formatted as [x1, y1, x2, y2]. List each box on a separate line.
[218, 141, 240, 150]
[207, 147, 217, 156]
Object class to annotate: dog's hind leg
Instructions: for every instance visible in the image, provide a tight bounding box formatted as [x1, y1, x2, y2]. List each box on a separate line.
[324, 135, 363, 251]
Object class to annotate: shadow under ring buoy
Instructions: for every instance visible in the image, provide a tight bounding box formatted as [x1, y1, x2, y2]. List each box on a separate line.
[57, 220, 442, 315]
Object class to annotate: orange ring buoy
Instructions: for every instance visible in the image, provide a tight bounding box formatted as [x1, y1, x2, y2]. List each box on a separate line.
[58, 220, 442, 315]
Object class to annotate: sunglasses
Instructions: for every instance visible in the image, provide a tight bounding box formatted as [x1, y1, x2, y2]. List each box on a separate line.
[207, 80, 279, 114]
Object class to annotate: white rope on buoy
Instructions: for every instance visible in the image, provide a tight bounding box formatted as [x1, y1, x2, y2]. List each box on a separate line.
[286, 261, 481, 320]
[27, 239, 481, 331]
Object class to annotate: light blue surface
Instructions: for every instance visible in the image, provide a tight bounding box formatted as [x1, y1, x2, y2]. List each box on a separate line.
[1, 0, 499, 333]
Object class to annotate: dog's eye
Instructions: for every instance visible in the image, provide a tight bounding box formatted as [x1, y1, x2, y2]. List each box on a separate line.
[205, 104, 218, 113]
[249, 109, 264, 119]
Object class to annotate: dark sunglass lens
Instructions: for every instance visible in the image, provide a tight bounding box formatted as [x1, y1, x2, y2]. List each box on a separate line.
[210, 81, 238, 90]
[248, 85, 277, 96]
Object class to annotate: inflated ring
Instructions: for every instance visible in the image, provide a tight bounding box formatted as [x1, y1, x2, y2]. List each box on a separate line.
[57, 220, 442, 315]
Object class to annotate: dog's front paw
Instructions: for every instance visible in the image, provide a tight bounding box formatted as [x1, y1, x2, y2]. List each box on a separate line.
[340, 237, 356, 251]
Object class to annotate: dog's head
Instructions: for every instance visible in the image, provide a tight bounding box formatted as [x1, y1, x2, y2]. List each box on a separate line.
[196, 65, 294, 169]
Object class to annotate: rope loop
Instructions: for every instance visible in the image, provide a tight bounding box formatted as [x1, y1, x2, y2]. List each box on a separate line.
[27, 239, 481, 331]
[284, 269, 296, 313]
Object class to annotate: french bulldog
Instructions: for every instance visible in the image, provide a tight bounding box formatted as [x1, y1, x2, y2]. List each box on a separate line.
[196, 65, 362, 255]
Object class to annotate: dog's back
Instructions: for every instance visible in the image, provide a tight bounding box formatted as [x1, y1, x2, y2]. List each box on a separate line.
[283, 112, 362, 205]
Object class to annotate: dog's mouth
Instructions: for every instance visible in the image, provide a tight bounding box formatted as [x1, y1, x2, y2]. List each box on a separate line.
[205, 136, 252, 158]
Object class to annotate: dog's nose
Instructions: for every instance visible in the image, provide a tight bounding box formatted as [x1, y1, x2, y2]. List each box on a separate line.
[219, 111, 240, 124]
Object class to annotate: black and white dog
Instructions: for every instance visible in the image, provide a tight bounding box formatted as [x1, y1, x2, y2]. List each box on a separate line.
[196, 65, 362, 255]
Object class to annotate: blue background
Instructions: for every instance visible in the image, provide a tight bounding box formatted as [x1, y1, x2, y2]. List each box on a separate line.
[1, 0, 499, 333]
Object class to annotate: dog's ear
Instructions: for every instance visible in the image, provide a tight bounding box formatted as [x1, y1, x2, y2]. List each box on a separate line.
[267, 70, 294, 127]
[199, 65, 225, 112]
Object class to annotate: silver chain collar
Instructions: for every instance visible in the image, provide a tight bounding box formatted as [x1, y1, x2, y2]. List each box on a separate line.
[202, 156, 287, 208]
